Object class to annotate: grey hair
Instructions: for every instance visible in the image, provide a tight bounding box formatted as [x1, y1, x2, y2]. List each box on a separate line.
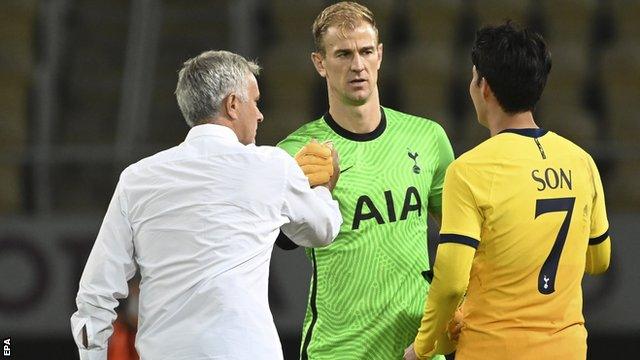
[175, 50, 261, 127]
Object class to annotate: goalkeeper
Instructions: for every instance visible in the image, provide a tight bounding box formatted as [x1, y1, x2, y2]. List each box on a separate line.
[275, 2, 455, 359]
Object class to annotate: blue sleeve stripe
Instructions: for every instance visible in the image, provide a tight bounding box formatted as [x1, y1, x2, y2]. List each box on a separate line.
[440, 233, 480, 249]
[589, 230, 609, 245]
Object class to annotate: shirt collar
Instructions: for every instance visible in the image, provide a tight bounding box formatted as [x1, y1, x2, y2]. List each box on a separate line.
[185, 123, 239, 143]
[323, 107, 386, 142]
[499, 128, 548, 138]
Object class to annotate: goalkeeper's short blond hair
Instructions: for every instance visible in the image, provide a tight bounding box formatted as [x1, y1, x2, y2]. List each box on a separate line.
[312, 1, 379, 54]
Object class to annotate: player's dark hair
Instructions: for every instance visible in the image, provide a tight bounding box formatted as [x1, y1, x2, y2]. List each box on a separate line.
[471, 21, 552, 114]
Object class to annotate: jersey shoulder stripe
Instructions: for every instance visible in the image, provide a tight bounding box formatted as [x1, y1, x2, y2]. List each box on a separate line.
[440, 233, 480, 248]
[589, 230, 609, 245]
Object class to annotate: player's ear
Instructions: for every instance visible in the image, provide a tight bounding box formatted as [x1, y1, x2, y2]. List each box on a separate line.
[224, 93, 240, 121]
[376, 43, 383, 70]
[311, 52, 327, 78]
[481, 79, 493, 102]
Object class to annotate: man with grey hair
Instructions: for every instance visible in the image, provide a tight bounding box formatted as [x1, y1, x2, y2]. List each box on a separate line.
[70, 50, 342, 360]
[175, 50, 262, 144]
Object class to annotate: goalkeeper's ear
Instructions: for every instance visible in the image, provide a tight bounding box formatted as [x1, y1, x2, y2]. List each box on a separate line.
[311, 52, 327, 78]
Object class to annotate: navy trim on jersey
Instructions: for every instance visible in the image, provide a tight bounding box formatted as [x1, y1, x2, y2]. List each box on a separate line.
[301, 249, 319, 359]
[589, 230, 609, 245]
[323, 107, 386, 142]
[534, 137, 547, 159]
[500, 128, 548, 138]
[439, 234, 480, 249]
[421, 269, 434, 284]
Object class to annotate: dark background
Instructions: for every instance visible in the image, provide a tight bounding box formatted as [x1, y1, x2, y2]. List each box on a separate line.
[1, 0, 638, 359]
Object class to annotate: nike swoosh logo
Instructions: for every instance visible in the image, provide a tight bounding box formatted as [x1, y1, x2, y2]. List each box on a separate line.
[340, 165, 354, 174]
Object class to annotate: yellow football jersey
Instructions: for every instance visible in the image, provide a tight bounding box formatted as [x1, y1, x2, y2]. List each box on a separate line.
[440, 128, 610, 359]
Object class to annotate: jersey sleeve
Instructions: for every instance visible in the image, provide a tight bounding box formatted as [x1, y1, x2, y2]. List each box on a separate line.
[587, 156, 609, 243]
[585, 155, 611, 275]
[414, 243, 476, 358]
[439, 160, 483, 248]
[427, 124, 455, 216]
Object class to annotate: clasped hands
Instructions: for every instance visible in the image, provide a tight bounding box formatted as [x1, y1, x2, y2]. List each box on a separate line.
[403, 307, 464, 360]
[295, 139, 340, 191]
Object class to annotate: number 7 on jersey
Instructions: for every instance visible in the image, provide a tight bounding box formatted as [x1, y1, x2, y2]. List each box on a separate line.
[535, 197, 576, 295]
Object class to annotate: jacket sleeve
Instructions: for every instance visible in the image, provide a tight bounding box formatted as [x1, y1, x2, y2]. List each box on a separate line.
[280, 154, 342, 248]
[70, 180, 136, 360]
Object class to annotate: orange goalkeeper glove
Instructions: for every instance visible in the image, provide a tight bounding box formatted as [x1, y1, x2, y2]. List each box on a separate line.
[295, 140, 334, 187]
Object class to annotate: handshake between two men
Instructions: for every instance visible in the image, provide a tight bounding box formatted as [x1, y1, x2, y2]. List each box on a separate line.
[294, 140, 340, 192]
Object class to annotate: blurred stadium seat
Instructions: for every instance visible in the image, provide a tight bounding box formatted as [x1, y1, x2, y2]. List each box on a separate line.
[610, 0, 640, 44]
[51, 163, 118, 213]
[259, 43, 318, 145]
[540, 0, 597, 51]
[48, 0, 129, 213]
[0, 0, 36, 76]
[400, 1, 463, 135]
[607, 159, 640, 211]
[538, 0, 599, 148]
[270, 0, 324, 44]
[148, 0, 231, 146]
[406, 0, 462, 47]
[397, 43, 455, 135]
[56, 0, 129, 145]
[602, 40, 640, 144]
[473, 0, 530, 26]
[601, 15, 640, 209]
[0, 0, 36, 214]
[0, 74, 29, 152]
[252, 0, 324, 145]
[361, 0, 395, 45]
[537, 43, 597, 147]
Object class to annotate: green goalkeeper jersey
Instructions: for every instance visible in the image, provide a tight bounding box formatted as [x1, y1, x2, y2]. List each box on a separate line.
[278, 107, 454, 360]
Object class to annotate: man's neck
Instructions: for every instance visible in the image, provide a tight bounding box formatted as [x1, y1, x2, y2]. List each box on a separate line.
[328, 94, 381, 134]
[488, 110, 538, 137]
